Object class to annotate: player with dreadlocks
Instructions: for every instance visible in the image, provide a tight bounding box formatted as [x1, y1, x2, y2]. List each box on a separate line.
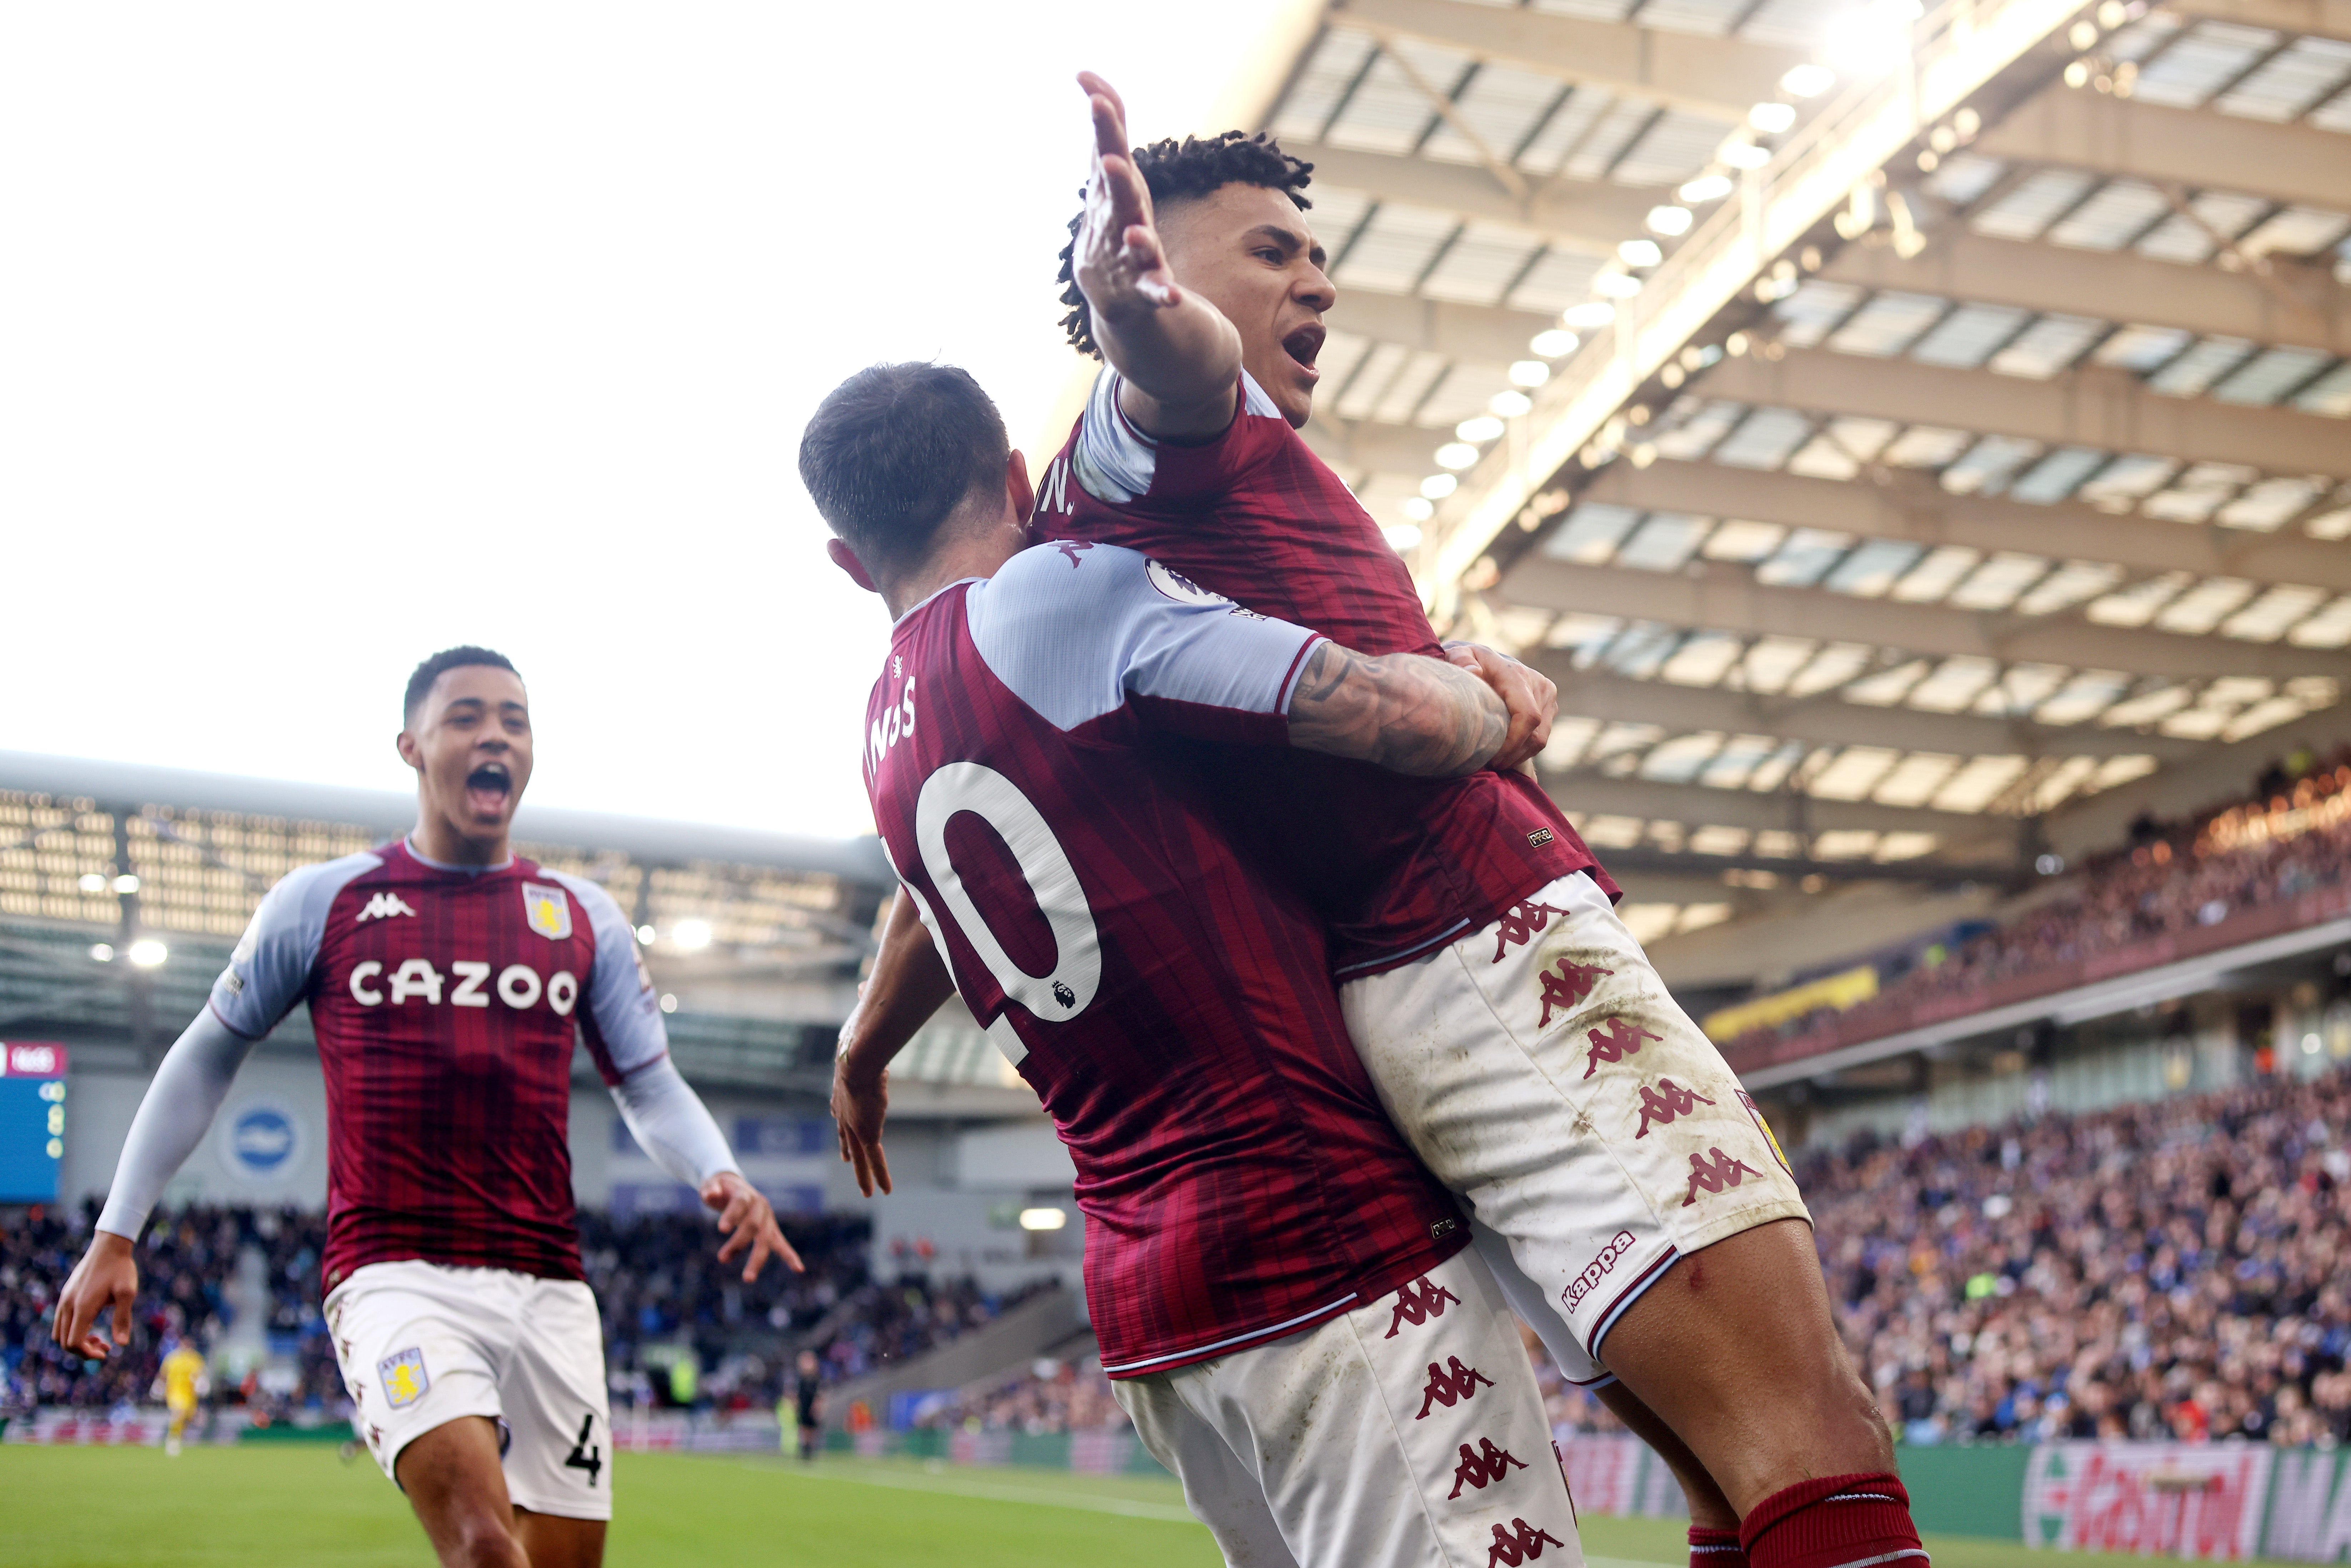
[837, 72, 1930, 1568]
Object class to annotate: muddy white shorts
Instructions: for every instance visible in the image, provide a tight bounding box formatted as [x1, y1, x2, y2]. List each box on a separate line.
[1114, 1247, 1584, 1568]
[1340, 871, 1809, 1386]
[325, 1258, 613, 1521]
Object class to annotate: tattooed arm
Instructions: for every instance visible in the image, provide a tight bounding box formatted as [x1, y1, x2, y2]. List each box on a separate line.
[1286, 642, 1510, 778]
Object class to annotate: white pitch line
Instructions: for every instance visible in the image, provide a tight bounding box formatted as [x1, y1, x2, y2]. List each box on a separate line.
[738, 1459, 1201, 1524]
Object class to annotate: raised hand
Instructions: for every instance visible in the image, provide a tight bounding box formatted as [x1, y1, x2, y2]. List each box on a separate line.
[1074, 71, 1181, 324]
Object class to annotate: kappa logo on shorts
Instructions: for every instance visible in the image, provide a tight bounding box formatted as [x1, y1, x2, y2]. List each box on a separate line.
[1449, 1437, 1529, 1498]
[1634, 1077, 1718, 1138]
[1416, 1357, 1496, 1419]
[1583, 1016, 1661, 1078]
[377, 1347, 428, 1409]
[1680, 1146, 1764, 1207]
[1383, 1275, 1462, 1338]
[1537, 958, 1615, 1028]
[1737, 1090, 1794, 1174]
[1490, 899, 1569, 963]
[1561, 1229, 1639, 1310]
[1487, 1518, 1569, 1566]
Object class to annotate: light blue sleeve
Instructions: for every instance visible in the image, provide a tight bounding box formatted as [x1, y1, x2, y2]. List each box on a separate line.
[547, 870, 670, 1081]
[209, 851, 381, 1039]
[965, 542, 1324, 734]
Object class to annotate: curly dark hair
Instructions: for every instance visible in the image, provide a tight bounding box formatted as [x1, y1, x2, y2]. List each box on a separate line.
[1056, 131, 1314, 360]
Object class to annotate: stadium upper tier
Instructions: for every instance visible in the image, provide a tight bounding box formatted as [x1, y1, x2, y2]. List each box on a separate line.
[1237, 0, 2351, 970]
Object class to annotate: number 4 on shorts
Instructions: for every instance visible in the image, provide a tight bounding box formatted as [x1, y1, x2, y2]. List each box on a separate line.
[564, 1412, 603, 1487]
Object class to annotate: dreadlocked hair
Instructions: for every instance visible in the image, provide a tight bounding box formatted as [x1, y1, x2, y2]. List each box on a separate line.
[1056, 130, 1314, 360]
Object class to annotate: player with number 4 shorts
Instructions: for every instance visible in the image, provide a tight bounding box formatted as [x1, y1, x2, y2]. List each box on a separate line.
[55, 647, 801, 1568]
[807, 361, 1583, 1568]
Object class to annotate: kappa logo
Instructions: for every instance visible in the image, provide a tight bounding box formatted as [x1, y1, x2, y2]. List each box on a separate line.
[522, 883, 573, 941]
[1383, 1275, 1462, 1339]
[1449, 1437, 1529, 1499]
[1415, 1356, 1496, 1419]
[1634, 1078, 1718, 1139]
[1737, 1090, 1793, 1173]
[1490, 899, 1569, 963]
[1537, 958, 1615, 1028]
[377, 1347, 429, 1409]
[1583, 1016, 1661, 1079]
[1681, 1146, 1764, 1208]
[1487, 1518, 1568, 1566]
[355, 891, 418, 924]
[1561, 1229, 1638, 1310]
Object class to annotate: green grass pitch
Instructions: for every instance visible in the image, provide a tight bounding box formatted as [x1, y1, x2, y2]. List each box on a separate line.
[0, 1443, 2320, 1568]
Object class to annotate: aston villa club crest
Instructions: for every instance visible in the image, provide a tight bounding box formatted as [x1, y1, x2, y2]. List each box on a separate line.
[522, 882, 573, 941]
[378, 1346, 429, 1409]
[1736, 1090, 1792, 1174]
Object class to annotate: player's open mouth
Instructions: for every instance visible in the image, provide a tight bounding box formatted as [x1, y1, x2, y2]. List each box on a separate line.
[1282, 324, 1325, 381]
[465, 763, 511, 817]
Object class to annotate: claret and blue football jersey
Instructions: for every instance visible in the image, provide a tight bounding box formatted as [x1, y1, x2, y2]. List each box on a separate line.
[862, 541, 1465, 1377]
[210, 839, 665, 1288]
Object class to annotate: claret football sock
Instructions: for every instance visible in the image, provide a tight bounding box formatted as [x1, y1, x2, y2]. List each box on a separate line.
[1738, 1472, 1927, 1568]
[1690, 1524, 1748, 1568]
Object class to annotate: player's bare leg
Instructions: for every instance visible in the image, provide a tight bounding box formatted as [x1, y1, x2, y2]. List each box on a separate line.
[1598, 1218, 1894, 1513]
[397, 1417, 531, 1568]
[1593, 1381, 1738, 1532]
[513, 1507, 606, 1568]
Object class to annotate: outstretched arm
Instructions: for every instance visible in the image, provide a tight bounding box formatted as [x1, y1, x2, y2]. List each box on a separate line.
[1287, 642, 1511, 778]
[1072, 72, 1240, 440]
[611, 1059, 802, 1281]
[55, 1010, 258, 1357]
[832, 889, 957, 1198]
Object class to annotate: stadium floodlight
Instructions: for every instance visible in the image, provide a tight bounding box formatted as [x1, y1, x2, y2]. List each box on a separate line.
[1825, 0, 1924, 72]
[1488, 390, 1534, 417]
[127, 939, 169, 968]
[1645, 205, 1694, 237]
[1781, 63, 1836, 97]
[1748, 101, 1797, 134]
[1561, 302, 1616, 330]
[1420, 473, 1458, 500]
[670, 918, 712, 951]
[78, 873, 107, 894]
[635, 924, 657, 946]
[1455, 415, 1506, 442]
[1382, 522, 1424, 551]
[1018, 1207, 1068, 1231]
[1530, 328, 1580, 358]
[1435, 442, 1480, 471]
[1594, 272, 1644, 298]
[1509, 360, 1552, 388]
[1678, 175, 1734, 203]
[112, 873, 141, 894]
[1616, 239, 1663, 268]
[659, 993, 678, 1014]
[1720, 140, 1771, 170]
[89, 943, 115, 963]
[1401, 496, 1435, 522]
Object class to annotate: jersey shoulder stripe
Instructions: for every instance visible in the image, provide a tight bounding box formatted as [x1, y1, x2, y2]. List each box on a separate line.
[212, 848, 385, 1039]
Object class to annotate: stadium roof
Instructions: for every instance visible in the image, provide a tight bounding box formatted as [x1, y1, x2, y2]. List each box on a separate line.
[1247, 0, 2351, 964]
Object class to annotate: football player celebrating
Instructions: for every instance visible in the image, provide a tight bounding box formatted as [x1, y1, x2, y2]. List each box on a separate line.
[807, 361, 1581, 1568]
[54, 647, 795, 1568]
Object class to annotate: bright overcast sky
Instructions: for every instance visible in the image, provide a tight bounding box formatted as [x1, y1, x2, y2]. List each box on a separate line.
[0, 2, 1287, 840]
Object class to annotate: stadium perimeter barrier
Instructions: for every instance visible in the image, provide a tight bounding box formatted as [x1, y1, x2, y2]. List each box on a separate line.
[15, 1408, 2351, 1558]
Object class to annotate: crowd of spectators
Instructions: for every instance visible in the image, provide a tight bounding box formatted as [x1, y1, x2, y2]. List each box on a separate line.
[3, 1202, 1047, 1427]
[912, 1353, 1129, 1434]
[1725, 747, 2351, 1061]
[1805, 1062, 2351, 1447]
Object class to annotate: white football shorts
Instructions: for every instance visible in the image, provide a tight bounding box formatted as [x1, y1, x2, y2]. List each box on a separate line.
[1341, 871, 1810, 1386]
[326, 1258, 613, 1521]
[1114, 1247, 1584, 1568]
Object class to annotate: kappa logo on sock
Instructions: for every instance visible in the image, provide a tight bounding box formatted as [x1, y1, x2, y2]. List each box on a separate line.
[1415, 1356, 1496, 1419]
[1487, 1518, 1568, 1566]
[1449, 1437, 1529, 1498]
[1635, 1077, 1718, 1138]
[1383, 1275, 1462, 1338]
[1680, 1146, 1764, 1207]
[1537, 958, 1615, 1028]
[1491, 900, 1570, 962]
[1583, 1016, 1661, 1078]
